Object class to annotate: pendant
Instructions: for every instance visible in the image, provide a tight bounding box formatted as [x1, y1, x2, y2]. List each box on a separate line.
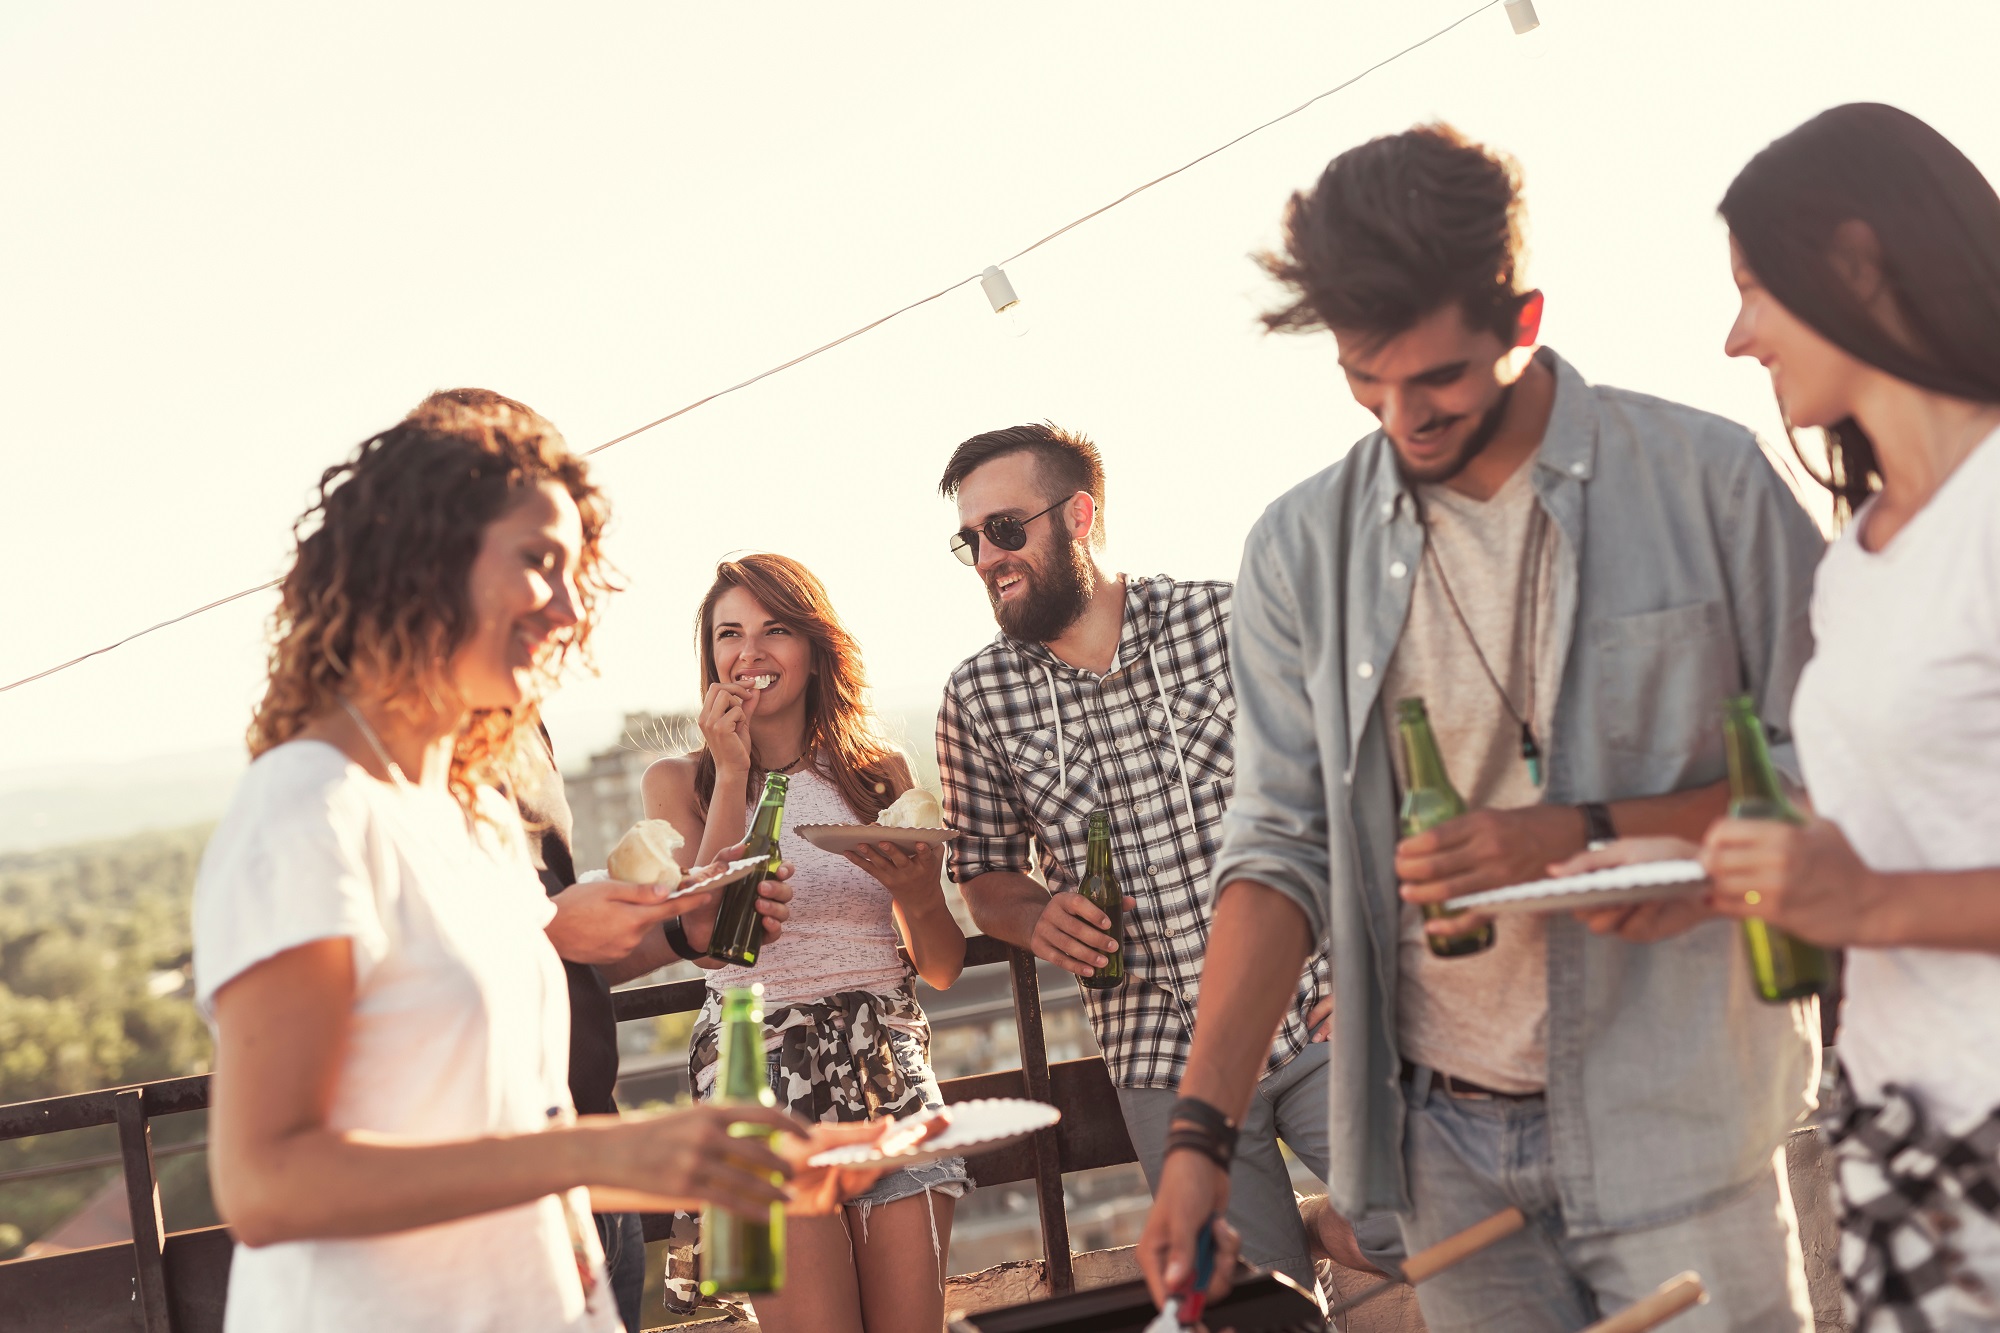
[1520, 723, 1544, 788]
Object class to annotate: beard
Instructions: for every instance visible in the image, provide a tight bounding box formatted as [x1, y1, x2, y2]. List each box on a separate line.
[1392, 380, 1517, 487]
[987, 530, 1095, 644]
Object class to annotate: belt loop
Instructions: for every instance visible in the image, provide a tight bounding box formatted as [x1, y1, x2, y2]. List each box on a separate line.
[1406, 1062, 1433, 1106]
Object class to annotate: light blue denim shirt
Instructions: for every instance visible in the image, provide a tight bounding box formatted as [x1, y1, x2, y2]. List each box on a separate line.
[1215, 349, 1826, 1234]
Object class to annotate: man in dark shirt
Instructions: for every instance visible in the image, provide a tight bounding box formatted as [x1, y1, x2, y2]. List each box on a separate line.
[521, 727, 793, 1332]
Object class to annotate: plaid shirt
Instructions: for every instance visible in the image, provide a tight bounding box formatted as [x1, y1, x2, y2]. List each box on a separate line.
[936, 574, 1331, 1090]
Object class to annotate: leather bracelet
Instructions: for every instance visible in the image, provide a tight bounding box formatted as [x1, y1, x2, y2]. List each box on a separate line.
[1170, 1096, 1240, 1156]
[1579, 801, 1617, 850]
[1164, 1125, 1233, 1173]
[663, 915, 703, 963]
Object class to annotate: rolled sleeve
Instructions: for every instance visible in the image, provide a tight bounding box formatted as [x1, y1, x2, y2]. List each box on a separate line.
[936, 681, 1034, 883]
[1210, 519, 1331, 939]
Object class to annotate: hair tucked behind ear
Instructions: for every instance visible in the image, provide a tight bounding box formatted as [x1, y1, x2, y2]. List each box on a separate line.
[1721, 103, 2000, 522]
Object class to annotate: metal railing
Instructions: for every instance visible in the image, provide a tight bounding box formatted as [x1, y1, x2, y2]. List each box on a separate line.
[0, 935, 1135, 1332]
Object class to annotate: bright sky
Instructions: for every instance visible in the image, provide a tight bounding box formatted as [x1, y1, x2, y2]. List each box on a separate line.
[4, 0, 1998, 788]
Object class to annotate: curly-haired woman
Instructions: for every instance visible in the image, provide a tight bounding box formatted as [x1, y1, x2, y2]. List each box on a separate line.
[645, 553, 969, 1333]
[193, 401, 875, 1332]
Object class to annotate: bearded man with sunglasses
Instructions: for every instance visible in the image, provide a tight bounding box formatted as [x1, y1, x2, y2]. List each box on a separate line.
[933, 423, 1382, 1292]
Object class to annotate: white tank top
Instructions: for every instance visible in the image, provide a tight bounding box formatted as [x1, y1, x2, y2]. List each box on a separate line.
[711, 766, 909, 1006]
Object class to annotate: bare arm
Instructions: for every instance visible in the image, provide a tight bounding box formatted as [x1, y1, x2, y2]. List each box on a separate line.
[1706, 817, 2000, 952]
[209, 938, 797, 1246]
[962, 868, 1137, 980]
[1135, 879, 1307, 1307]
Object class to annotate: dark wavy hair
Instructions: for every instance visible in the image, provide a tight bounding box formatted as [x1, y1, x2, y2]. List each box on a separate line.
[1261, 122, 1532, 346]
[936, 421, 1107, 549]
[690, 553, 907, 824]
[1722, 103, 2000, 521]
[249, 389, 615, 814]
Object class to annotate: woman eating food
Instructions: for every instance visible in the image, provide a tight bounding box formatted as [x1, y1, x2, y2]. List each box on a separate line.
[645, 552, 969, 1333]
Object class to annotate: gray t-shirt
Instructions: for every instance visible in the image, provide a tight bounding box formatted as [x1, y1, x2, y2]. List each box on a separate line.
[1385, 457, 1566, 1093]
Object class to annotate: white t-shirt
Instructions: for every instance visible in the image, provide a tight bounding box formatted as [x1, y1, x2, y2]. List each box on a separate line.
[1792, 428, 2000, 1130]
[192, 740, 617, 1333]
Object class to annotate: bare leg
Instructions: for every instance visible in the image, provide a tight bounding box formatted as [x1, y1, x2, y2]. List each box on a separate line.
[747, 1212, 865, 1333]
[852, 1191, 958, 1333]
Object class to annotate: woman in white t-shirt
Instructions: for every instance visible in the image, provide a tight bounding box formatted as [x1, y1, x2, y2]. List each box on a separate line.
[195, 396, 877, 1333]
[1560, 105, 2000, 1330]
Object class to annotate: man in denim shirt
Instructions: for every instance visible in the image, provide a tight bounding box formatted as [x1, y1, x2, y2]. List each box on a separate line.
[1137, 126, 1825, 1331]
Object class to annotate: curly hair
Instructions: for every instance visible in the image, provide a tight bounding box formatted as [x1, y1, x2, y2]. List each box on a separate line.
[249, 389, 615, 814]
[1261, 122, 1532, 346]
[690, 553, 907, 824]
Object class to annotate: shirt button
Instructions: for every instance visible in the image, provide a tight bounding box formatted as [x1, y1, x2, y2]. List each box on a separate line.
[1381, 501, 1395, 518]
[1569, 461, 1586, 477]
[1389, 561, 1408, 579]
[1146, 864, 1159, 875]
[1357, 662, 1375, 679]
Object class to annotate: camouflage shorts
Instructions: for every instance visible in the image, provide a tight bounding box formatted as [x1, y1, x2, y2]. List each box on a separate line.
[666, 986, 958, 1312]
[688, 985, 942, 1123]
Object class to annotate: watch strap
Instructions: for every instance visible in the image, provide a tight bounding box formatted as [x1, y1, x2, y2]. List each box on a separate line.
[663, 914, 703, 962]
[1579, 801, 1617, 849]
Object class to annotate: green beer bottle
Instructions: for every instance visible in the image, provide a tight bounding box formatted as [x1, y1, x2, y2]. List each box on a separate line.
[1722, 695, 1832, 1003]
[706, 772, 788, 966]
[1395, 697, 1496, 958]
[700, 985, 784, 1295]
[1077, 811, 1125, 991]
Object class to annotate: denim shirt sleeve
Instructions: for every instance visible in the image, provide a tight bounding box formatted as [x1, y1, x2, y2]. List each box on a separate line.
[1210, 512, 1331, 939]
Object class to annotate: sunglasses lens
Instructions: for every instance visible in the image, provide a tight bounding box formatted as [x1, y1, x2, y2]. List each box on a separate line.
[985, 518, 1028, 552]
[950, 532, 978, 566]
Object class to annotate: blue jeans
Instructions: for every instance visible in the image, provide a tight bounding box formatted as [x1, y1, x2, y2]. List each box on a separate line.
[1118, 1043, 1405, 1291]
[1397, 1067, 1812, 1333]
[594, 1210, 645, 1333]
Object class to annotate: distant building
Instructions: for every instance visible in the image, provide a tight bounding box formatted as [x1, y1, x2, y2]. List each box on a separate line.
[562, 712, 694, 874]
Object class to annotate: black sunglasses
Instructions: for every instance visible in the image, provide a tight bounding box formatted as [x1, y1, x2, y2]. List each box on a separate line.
[950, 496, 1071, 566]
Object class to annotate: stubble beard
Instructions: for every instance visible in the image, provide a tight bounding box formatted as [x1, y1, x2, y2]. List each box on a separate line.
[989, 531, 1096, 644]
[1392, 380, 1517, 487]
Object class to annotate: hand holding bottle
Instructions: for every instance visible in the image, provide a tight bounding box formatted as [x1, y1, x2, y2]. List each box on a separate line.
[587, 1105, 800, 1218]
[1030, 890, 1137, 978]
[1701, 816, 1875, 948]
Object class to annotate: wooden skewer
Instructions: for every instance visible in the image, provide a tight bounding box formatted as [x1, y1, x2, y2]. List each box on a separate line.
[1400, 1206, 1528, 1283]
[1580, 1272, 1707, 1333]
[1323, 1207, 1526, 1317]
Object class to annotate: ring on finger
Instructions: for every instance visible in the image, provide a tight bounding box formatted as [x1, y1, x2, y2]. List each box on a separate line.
[1744, 890, 1762, 906]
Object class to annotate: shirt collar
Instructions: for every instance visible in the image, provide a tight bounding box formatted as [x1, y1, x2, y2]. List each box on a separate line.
[1367, 345, 1598, 527]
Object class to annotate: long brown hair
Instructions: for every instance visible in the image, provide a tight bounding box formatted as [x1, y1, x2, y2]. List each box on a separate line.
[1721, 103, 2000, 522]
[691, 554, 906, 823]
[250, 390, 614, 814]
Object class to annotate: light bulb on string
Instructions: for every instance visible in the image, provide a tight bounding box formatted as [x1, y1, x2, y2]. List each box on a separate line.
[981, 265, 1031, 338]
[1503, 0, 1552, 60]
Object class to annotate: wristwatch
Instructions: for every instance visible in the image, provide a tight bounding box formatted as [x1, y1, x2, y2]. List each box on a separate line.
[663, 915, 703, 962]
[1579, 801, 1617, 850]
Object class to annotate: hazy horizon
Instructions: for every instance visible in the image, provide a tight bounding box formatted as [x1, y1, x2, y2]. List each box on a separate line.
[6, 1, 1999, 810]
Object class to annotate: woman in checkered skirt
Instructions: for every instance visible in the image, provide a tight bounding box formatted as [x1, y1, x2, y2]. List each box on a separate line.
[644, 553, 970, 1333]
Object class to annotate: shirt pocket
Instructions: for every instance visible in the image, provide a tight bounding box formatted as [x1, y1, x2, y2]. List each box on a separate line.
[1145, 678, 1237, 784]
[1010, 724, 1099, 827]
[1592, 599, 1741, 757]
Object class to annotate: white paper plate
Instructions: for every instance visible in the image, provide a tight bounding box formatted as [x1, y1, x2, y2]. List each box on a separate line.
[1450, 859, 1709, 917]
[796, 824, 959, 854]
[805, 1098, 1059, 1170]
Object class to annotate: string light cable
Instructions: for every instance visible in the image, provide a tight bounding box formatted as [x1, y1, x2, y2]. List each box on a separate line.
[1, 0, 1507, 697]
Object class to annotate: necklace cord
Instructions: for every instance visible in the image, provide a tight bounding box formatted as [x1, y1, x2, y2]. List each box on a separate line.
[1414, 492, 1551, 783]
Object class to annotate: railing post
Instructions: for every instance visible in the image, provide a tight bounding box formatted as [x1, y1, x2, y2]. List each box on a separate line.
[115, 1088, 173, 1333]
[1005, 947, 1074, 1296]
